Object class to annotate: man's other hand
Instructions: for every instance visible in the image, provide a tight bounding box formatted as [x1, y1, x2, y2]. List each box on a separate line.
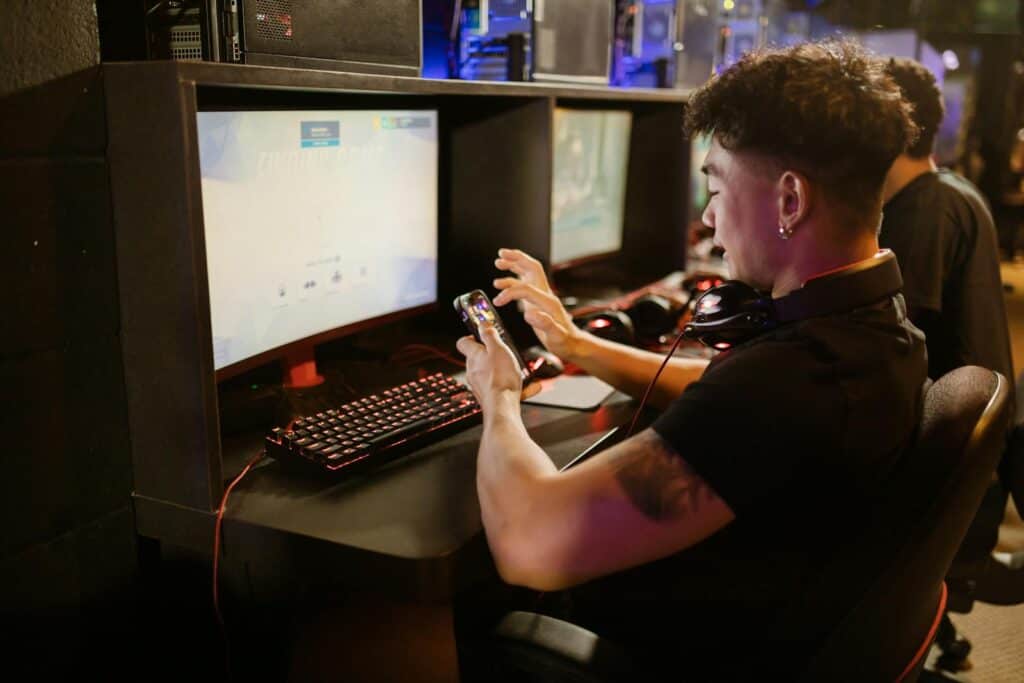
[492, 248, 581, 360]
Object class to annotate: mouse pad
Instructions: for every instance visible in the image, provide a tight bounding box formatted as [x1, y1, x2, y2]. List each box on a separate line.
[523, 375, 616, 411]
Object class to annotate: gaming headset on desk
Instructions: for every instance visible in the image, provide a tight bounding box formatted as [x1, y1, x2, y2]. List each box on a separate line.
[572, 274, 725, 346]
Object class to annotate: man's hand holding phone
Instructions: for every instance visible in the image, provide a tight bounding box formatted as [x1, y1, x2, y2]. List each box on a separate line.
[454, 289, 540, 410]
[457, 323, 535, 414]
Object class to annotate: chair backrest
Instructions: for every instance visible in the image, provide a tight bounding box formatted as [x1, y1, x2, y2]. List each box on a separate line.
[784, 367, 1010, 682]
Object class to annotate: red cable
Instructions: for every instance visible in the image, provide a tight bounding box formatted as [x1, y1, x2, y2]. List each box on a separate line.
[626, 330, 688, 437]
[213, 451, 264, 627]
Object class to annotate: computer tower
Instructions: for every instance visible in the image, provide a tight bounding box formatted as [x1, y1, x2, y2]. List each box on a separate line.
[532, 0, 614, 84]
[613, 0, 682, 88]
[453, 0, 532, 82]
[98, 0, 421, 76]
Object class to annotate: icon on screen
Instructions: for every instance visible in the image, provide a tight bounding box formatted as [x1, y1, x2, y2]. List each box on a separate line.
[271, 282, 291, 308]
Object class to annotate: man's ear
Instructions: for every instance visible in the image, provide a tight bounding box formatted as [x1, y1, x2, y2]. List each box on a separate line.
[777, 170, 811, 235]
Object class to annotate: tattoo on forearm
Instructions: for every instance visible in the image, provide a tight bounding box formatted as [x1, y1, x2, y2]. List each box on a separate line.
[611, 430, 713, 521]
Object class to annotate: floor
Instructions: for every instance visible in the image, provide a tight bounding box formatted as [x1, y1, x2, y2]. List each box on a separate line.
[923, 262, 1024, 682]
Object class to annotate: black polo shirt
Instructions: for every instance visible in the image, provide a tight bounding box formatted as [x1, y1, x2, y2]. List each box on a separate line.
[880, 169, 1013, 386]
[566, 293, 927, 679]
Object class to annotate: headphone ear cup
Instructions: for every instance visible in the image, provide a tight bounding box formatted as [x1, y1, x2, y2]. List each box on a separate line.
[683, 281, 776, 348]
[626, 294, 681, 340]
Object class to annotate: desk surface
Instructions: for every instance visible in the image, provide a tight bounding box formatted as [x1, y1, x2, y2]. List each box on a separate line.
[138, 376, 641, 602]
[132, 273, 697, 602]
[228, 392, 634, 560]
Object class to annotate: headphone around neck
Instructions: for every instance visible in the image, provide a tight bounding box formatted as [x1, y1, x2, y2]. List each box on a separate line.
[682, 250, 903, 349]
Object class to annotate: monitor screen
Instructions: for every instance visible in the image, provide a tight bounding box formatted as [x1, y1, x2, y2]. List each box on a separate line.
[196, 109, 439, 372]
[550, 108, 632, 267]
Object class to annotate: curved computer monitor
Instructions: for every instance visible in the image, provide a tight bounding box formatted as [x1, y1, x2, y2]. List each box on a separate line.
[196, 108, 439, 383]
[549, 107, 632, 271]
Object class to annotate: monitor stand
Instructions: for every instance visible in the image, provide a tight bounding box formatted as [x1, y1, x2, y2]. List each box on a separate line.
[282, 347, 325, 389]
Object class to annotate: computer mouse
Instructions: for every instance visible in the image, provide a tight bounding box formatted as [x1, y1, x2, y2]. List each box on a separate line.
[522, 346, 565, 379]
[574, 310, 636, 346]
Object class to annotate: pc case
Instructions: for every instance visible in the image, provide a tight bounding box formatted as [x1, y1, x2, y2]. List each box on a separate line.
[453, 0, 532, 82]
[99, 0, 422, 76]
[613, 0, 683, 88]
[532, 0, 614, 84]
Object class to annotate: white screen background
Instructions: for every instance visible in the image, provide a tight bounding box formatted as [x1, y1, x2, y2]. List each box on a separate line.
[197, 110, 439, 370]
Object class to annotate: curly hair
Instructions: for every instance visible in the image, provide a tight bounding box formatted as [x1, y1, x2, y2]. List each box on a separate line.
[885, 57, 944, 158]
[685, 40, 918, 228]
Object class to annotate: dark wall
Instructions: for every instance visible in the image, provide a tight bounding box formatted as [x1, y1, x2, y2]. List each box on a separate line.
[0, 0, 101, 97]
[0, 3, 139, 678]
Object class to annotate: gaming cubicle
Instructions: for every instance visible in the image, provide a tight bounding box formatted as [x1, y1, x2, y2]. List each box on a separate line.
[12, 60, 693, 676]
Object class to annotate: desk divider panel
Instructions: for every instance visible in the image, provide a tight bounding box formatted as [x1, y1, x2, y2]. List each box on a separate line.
[620, 101, 689, 280]
[442, 95, 554, 345]
[105, 63, 223, 513]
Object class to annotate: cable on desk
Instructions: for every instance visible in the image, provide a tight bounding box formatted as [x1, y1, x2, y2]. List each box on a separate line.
[211, 450, 264, 679]
[627, 330, 688, 437]
[213, 451, 265, 625]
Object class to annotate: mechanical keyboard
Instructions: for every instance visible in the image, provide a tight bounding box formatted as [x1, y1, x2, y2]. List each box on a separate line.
[264, 372, 481, 475]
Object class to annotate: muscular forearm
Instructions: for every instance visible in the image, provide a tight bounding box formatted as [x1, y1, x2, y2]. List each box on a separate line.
[565, 331, 707, 409]
[476, 392, 557, 580]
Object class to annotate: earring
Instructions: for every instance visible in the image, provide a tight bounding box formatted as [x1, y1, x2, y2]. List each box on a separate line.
[778, 225, 794, 240]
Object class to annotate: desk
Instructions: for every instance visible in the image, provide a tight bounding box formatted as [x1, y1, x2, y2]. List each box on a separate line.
[226, 391, 635, 600]
[133, 366, 639, 680]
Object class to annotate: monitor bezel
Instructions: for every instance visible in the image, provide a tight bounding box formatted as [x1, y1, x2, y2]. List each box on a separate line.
[194, 104, 441, 382]
[548, 105, 632, 272]
[214, 302, 438, 381]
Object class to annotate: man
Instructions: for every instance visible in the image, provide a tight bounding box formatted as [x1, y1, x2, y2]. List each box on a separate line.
[880, 57, 1014, 386]
[457, 41, 926, 678]
[880, 57, 1016, 665]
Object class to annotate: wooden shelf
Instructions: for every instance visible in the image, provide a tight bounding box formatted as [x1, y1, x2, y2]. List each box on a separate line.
[125, 59, 693, 103]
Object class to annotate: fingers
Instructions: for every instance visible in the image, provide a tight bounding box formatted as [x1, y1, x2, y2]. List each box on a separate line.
[520, 381, 542, 400]
[496, 249, 544, 278]
[493, 281, 559, 309]
[523, 308, 559, 333]
[494, 258, 527, 278]
[492, 276, 520, 291]
[497, 248, 539, 266]
[478, 325, 521, 379]
[478, 323, 505, 352]
[455, 335, 482, 358]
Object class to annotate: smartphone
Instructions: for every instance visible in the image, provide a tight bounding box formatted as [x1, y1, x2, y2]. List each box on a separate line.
[454, 289, 532, 381]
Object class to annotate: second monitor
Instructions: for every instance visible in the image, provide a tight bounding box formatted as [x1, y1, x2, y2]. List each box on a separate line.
[550, 107, 633, 270]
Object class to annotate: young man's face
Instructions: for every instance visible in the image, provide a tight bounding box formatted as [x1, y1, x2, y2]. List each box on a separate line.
[701, 138, 783, 291]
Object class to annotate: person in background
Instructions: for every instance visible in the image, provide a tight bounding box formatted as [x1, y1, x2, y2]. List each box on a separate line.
[880, 56, 1018, 666]
[880, 57, 1014, 387]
